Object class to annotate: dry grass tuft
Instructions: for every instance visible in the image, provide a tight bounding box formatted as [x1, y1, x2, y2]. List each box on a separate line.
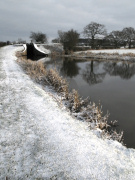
[67, 89, 82, 112]
[17, 58, 47, 83]
[123, 53, 135, 57]
[46, 68, 69, 98]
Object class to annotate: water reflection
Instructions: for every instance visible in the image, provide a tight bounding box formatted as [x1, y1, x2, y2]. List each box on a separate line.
[27, 55, 45, 61]
[60, 58, 80, 77]
[28, 55, 135, 148]
[28, 56, 135, 82]
[82, 61, 106, 85]
[104, 62, 135, 79]
[51, 58, 135, 148]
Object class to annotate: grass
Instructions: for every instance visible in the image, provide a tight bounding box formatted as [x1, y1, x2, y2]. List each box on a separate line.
[73, 50, 135, 62]
[17, 54, 124, 143]
[17, 57, 47, 82]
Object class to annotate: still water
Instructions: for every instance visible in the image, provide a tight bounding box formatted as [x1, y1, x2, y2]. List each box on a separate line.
[39, 57, 135, 148]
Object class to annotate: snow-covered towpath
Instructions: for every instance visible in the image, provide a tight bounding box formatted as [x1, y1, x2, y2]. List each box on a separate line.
[0, 46, 135, 180]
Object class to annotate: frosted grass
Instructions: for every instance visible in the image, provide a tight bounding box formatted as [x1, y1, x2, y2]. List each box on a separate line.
[0, 46, 135, 180]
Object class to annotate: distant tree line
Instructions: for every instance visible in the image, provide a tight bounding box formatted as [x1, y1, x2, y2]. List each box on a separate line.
[51, 22, 135, 53]
[3, 21, 135, 53]
[2, 22, 135, 53]
[0, 42, 7, 47]
[30, 31, 48, 44]
[57, 29, 79, 54]
[105, 27, 135, 49]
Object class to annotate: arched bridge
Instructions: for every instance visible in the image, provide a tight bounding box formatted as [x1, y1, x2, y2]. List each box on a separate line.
[21, 43, 48, 58]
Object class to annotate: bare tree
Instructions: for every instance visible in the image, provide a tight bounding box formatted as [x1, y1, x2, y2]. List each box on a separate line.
[105, 31, 123, 48]
[30, 31, 48, 43]
[18, 38, 26, 44]
[58, 29, 79, 53]
[83, 22, 107, 49]
[58, 30, 66, 44]
[122, 27, 135, 48]
[51, 38, 60, 43]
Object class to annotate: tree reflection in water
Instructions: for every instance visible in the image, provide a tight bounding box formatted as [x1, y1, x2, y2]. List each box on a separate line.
[42, 57, 135, 148]
[82, 60, 106, 85]
[60, 58, 80, 78]
[104, 61, 135, 79]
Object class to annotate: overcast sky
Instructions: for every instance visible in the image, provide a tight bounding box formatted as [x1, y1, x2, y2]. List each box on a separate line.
[1, 0, 135, 42]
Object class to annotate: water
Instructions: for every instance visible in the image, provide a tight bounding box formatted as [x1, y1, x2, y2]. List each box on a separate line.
[28, 53, 135, 148]
[38, 56, 135, 148]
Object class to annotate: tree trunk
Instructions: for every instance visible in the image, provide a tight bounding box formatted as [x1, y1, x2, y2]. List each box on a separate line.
[91, 38, 95, 49]
[129, 40, 131, 49]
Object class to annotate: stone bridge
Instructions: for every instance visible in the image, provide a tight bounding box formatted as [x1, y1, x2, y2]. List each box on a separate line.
[21, 43, 48, 58]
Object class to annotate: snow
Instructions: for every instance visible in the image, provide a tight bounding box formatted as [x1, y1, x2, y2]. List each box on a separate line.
[74, 48, 135, 61]
[86, 49, 135, 55]
[37, 43, 63, 53]
[0, 45, 135, 180]
[34, 44, 51, 54]
[22, 44, 26, 52]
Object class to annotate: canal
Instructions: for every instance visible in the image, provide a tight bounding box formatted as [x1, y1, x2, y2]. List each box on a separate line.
[36, 56, 135, 148]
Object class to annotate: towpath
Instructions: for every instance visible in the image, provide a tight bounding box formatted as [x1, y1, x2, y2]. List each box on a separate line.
[0, 46, 135, 180]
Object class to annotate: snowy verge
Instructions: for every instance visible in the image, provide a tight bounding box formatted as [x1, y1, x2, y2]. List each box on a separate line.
[88, 49, 135, 54]
[75, 49, 135, 55]
[74, 49, 135, 61]
[0, 46, 135, 180]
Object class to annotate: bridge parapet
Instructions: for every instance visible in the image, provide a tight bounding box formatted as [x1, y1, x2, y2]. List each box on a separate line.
[21, 43, 48, 58]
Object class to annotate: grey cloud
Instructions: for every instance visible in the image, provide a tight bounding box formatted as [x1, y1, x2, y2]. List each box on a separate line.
[1, 0, 135, 42]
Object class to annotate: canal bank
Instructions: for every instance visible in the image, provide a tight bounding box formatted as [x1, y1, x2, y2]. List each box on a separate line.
[72, 48, 135, 62]
[24, 45, 135, 148]
[1, 45, 135, 179]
